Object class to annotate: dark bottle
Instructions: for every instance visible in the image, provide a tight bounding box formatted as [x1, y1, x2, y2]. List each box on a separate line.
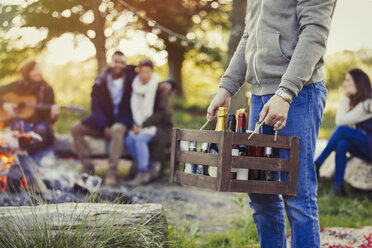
[196, 142, 210, 175]
[265, 147, 274, 181]
[248, 120, 262, 180]
[184, 141, 197, 174]
[227, 114, 238, 179]
[236, 113, 249, 180]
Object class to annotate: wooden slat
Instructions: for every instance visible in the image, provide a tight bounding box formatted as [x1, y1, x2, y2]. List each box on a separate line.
[169, 128, 180, 183]
[217, 132, 232, 191]
[232, 132, 292, 149]
[287, 137, 300, 196]
[178, 129, 222, 144]
[175, 171, 217, 191]
[231, 156, 290, 172]
[177, 151, 219, 167]
[229, 180, 288, 194]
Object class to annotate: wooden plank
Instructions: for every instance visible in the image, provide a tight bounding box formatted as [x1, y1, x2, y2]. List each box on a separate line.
[178, 129, 222, 144]
[175, 171, 217, 191]
[287, 137, 300, 196]
[217, 132, 232, 191]
[169, 128, 180, 183]
[177, 151, 219, 167]
[231, 156, 290, 172]
[232, 132, 292, 149]
[229, 180, 288, 195]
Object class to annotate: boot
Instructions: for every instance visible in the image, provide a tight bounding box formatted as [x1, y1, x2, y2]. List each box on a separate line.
[149, 161, 162, 181]
[333, 184, 346, 196]
[81, 164, 95, 176]
[126, 172, 152, 187]
[104, 169, 119, 187]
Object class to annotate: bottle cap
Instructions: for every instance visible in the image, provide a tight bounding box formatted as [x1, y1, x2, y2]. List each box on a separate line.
[218, 107, 227, 116]
[189, 141, 197, 149]
[201, 142, 210, 151]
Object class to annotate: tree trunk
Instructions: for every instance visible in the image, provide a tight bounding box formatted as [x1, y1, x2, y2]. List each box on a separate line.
[226, 0, 248, 116]
[91, 0, 107, 74]
[166, 42, 186, 97]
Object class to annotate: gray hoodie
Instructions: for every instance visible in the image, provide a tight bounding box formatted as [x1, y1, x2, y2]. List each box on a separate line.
[220, 0, 337, 97]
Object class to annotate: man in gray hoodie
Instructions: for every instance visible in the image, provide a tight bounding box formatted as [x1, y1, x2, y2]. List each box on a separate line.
[207, 0, 337, 247]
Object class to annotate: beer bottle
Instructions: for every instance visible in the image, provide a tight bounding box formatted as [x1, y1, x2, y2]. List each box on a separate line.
[208, 107, 226, 177]
[236, 113, 249, 180]
[227, 114, 238, 179]
[196, 142, 210, 175]
[184, 141, 197, 174]
[265, 147, 274, 181]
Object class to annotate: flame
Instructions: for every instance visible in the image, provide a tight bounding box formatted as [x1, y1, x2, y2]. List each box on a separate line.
[0, 153, 16, 191]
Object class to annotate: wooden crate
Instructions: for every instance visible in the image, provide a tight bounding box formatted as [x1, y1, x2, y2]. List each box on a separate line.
[169, 128, 300, 196]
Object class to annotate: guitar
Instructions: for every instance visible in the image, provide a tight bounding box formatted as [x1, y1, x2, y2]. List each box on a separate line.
[0, 92, 85, 123]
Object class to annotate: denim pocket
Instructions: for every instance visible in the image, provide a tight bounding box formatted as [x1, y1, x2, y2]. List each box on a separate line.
[314, 81, 327, 109]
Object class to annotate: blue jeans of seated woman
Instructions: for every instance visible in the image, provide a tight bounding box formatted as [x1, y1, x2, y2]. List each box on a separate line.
[315, 126, 370, 185]
[248, 82, 327, 248]
[124, 133, 154, 172]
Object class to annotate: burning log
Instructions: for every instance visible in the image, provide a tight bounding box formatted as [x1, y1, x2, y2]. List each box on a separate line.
[0, 128, 47, 194]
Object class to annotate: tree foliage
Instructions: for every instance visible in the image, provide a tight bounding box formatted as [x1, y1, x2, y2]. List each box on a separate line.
[0, 0, 231, 96]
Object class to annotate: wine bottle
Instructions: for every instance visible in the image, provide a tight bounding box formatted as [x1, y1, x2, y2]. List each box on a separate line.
[227, 114, 238, 179]
[236, 113, 249, 180]
[265, 147, 274, 181]
[208, 107, 226, 177]
[196, 142, 210, 175]
[184, 141, 197, 174]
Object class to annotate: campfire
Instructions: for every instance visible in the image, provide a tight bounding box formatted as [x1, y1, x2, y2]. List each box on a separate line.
[0, 126, 40, 193]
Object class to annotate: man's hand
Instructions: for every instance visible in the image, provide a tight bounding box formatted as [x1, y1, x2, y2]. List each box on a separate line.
[50, 104, 61, 120]
[2, 102, 17, 118]
[104, 126, 111, 139]
[259, 95, 290, 131]
[207, 88, 232, 121]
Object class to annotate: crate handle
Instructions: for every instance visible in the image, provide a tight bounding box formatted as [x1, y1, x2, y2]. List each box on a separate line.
[200, 120, 210, 130]
[248, 121, 278, 142]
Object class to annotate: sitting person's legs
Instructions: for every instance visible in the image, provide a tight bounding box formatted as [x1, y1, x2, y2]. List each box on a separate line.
[315, 125, 370, 194]
[315, 126, 370, 166]
[28, 122, 54, 155]
[71, 122, 103, 175]
[124, 132, 154, 185]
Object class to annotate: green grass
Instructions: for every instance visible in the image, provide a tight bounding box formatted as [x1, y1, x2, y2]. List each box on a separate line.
[0, 192, 165, 248]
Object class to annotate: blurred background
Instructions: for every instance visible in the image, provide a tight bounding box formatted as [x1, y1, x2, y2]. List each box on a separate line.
[0, 0, 371, 136]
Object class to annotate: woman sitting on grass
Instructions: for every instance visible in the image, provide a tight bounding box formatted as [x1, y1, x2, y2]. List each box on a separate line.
[315, 68, 372, 196]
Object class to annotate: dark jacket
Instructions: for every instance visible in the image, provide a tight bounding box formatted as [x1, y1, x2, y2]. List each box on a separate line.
[356, 118, 372, 161]
[0, 79, 55, 124]
[82, 65, 136, 129]
[143, 87, 173, 161]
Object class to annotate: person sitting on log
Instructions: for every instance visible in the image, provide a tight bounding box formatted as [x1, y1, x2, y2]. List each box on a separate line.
[124, 60, 173, 186]
[315, 68, 372, 196]
[71, 51, 136, 186]
[0, 59, 60, 164]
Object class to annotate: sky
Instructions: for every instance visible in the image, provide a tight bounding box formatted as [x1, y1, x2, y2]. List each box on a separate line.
[1, 0, 372, 65]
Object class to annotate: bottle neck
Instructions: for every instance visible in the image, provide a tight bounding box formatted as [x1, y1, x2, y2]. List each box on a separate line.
[215, 115, 226, 131]
[237, 116, 246, 133]
[227, 119, 236, 132]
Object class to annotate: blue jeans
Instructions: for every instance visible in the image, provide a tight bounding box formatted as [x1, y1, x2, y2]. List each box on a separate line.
[124, 133, 154, 172]
[315, 126, 370, 185]
[248, 82, 327, 248]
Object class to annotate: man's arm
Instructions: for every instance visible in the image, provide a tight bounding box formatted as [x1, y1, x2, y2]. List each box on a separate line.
[207, 20, 249, 121]
[279, 0, 336, 96]
[219, 25, 249, 96]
